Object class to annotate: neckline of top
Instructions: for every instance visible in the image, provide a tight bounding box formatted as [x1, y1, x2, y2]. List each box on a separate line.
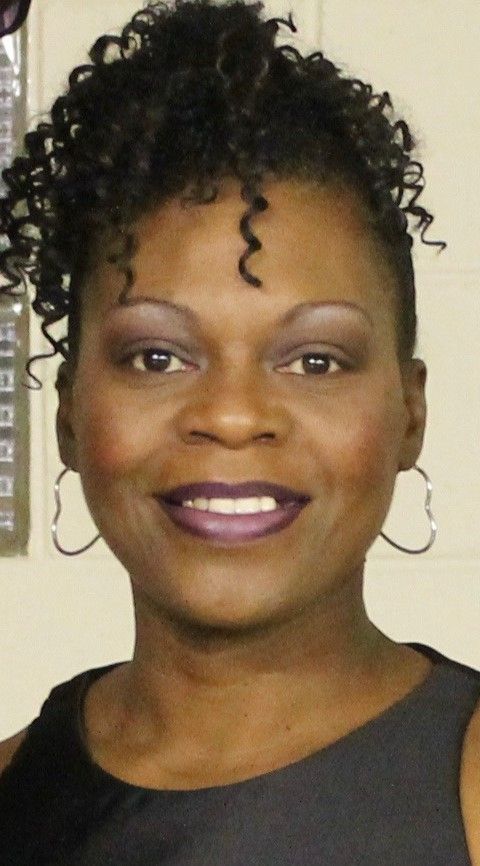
[70, 650, 466, 797]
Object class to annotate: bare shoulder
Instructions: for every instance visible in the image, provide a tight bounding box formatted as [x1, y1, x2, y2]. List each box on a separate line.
[461, 698, 480, 864]
[0, 729, 28, 774]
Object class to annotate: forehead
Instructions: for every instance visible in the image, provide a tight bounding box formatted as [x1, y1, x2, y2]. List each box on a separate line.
[86, 177, 397, 335]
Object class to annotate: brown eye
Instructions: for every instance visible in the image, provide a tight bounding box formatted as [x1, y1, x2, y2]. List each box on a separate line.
[130, 349, 188, 373]
[280, 353, 342, 376]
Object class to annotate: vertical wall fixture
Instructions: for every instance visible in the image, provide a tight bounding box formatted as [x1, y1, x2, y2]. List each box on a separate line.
[0, 27, 29, 553]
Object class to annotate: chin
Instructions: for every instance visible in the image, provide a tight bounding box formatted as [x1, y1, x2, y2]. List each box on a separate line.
[135, 579, 302, 639]
[165, 606, 295, 641]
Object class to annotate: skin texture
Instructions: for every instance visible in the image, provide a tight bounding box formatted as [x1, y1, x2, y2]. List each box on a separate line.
[60, 178, 425, 633]
[2, 178, 479, 856]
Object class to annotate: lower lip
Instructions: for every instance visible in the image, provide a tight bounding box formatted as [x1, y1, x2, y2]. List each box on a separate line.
[158, 500, 308, 544]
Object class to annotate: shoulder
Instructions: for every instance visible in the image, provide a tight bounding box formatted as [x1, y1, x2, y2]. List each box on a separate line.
[462, 698, 480, 864]
[0, 664, 123, 778]
[406, 645, 480, 861]
[0, 671, 88, 777]
[0, 729, 28, 775]
[0, 678, 75, 776]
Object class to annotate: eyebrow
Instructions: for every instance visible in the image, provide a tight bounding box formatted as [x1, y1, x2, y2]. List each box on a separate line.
[118, 296, 201, 328]
[117, 296, 374, 329]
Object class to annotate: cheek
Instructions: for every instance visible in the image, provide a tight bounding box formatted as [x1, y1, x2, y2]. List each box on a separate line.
[302, 380, 406, 495]
[347, 403, 401, 474]
[72, 385, 163, 479]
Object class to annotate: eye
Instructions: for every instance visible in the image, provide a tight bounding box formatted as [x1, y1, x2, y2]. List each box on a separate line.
[278, 352, 343, 376]
[129, 349, 190, 374]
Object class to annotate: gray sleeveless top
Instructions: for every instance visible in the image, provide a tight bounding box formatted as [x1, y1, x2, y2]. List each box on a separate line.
[0, 647, 478, 865]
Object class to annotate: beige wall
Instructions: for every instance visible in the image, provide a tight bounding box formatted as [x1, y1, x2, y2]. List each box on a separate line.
[1, 0, 479, 738]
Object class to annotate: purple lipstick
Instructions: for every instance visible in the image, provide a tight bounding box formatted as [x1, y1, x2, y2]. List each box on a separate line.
[158, 481, 311, 544]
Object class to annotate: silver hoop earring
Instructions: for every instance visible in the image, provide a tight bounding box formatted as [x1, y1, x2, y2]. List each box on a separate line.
[380, 465, 437, 555]
[51, 467, 100, 556]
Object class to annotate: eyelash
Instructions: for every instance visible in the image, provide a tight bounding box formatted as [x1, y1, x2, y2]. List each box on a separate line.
[129, 349, 191, 374]
[123, 347, 347, 377]
[277, 354, 343, 376]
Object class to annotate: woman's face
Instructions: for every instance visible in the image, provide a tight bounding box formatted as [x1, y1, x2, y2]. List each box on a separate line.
[58, 178, 426, 632]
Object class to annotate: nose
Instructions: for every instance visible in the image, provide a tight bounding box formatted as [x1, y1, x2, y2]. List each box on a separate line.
[174, 367, 292, 449]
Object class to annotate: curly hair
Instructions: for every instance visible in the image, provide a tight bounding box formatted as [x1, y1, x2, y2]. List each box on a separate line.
[0, 0, 444, 374]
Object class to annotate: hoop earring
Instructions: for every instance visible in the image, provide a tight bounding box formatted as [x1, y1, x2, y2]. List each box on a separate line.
[380, 465, 437, 555]
[51, 467, 100, 556]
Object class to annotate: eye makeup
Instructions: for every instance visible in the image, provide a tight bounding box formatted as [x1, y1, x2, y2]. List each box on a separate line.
[102, 301, 203, 360]
[101, 296, 374, 372]
[270, 306, 373, 370]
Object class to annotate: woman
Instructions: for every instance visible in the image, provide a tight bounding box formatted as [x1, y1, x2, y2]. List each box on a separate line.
[0, 1, 479, 862]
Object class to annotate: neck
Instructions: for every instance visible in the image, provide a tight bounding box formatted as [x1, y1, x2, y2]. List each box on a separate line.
[118, 573, 406, 760]
[132, 572, 376, 681]
[85, 569, 430, 789]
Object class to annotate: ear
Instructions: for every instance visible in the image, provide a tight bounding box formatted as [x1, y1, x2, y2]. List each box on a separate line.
[55, 361, 78, 472]
[398, 358, 427, 471]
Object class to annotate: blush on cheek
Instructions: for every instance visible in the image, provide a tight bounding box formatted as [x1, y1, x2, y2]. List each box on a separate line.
[74, 405, 151, 477]
[321, 400, 403, 506]
[315, 407, 401, 555]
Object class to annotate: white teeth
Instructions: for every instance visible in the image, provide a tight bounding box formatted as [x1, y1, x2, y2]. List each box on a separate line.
[208, 498, 236, 514]
[234, 497, 264, 515]
[259, 497, 278, 512]
[182, 496, 279, 514]
[192, 498, 209, 511]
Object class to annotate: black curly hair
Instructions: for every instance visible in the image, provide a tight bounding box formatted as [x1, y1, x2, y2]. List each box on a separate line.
[0, 0, 444, 376]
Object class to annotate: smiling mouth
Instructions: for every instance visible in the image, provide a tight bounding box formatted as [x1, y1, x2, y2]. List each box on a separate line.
[156, 481, 311, 545]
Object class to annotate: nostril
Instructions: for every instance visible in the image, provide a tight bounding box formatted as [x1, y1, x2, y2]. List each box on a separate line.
[188, 430, 218, 442]
[256, 432, 276, 442]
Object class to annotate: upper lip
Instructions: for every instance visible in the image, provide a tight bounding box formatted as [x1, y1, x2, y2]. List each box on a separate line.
[160, 481, 311, 505]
